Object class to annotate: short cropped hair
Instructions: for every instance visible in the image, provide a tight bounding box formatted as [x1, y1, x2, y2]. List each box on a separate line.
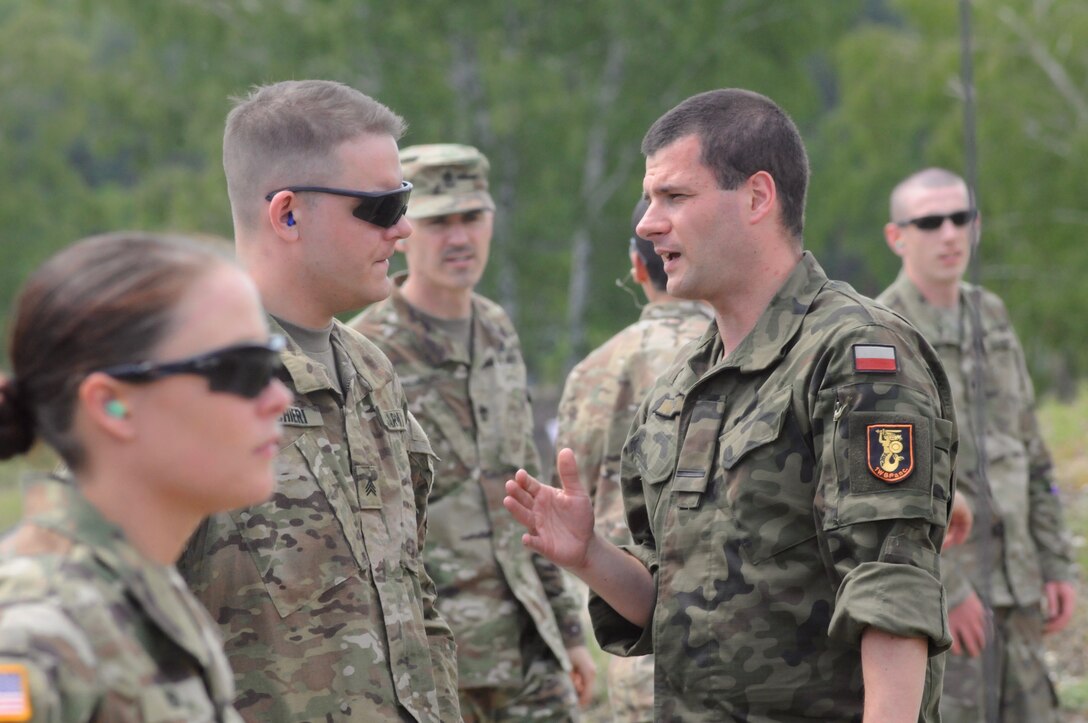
[642, 88, 809, 241]
[223, 80, 407, 228]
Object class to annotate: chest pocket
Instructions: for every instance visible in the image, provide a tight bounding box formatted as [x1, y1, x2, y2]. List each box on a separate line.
[231, 429, 364, 619]
[719, 388, 817, 564]
[632, 393, 683, 488]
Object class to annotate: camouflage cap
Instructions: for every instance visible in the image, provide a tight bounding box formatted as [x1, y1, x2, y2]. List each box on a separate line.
[400, 144, 496, 219]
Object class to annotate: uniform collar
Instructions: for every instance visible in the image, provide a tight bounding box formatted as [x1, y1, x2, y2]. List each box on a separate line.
[20, 474, 217, 667]
[688, 251, 828, 378]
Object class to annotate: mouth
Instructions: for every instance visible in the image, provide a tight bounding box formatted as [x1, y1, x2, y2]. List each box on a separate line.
[443, 251, 475, 264]
[256, 430, 283, 457]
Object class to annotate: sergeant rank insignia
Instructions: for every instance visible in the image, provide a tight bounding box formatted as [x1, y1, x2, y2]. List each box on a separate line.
[866, 423, 914, 483]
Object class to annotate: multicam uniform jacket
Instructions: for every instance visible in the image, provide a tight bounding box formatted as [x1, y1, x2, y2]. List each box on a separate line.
[351, 282, 585, 689]
[554, 299, 711, 721]
[0, 475, 241, 722]
[877, 275, 1073, 609]
[177, 319, 459, 723]
[590, 253, 958, 722]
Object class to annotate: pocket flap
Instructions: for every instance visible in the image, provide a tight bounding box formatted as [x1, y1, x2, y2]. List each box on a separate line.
[719, 388, 792, 470]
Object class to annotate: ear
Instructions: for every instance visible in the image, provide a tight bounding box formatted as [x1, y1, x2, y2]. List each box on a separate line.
[630, 251, 649, 284]
[78, 373, 137, 442]
[266, 191, 301, 241]
[745, 171, 777, 225]
[884, 222, 905, 257]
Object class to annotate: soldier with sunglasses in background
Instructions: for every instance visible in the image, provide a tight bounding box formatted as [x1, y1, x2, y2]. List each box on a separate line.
[177, 80, 460, 722]
[879, 167, 1076, 723]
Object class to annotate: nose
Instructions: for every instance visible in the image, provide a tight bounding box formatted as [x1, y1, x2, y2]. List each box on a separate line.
[390, 214, 413, 240]
[636, 199, 665, 239]
[261, 378, 293, 416]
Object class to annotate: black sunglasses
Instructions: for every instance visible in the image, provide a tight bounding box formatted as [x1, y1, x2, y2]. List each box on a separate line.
[896, 209, 977, 231]
[264, 181, 412, 229]
[97, 336, 286, 399]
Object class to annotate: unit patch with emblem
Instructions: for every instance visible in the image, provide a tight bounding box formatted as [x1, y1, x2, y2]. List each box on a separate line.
[866, 423, 914, 483]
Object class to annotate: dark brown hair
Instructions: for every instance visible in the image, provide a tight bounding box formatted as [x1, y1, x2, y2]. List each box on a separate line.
[0, 232, 229, 468]
[642, 88, 809, 241]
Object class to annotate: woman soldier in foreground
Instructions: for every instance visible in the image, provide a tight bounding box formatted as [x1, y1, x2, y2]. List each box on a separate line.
[0, 232, 290, 721]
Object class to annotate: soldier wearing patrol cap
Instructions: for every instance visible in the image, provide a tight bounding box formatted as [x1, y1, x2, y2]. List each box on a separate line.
[505, 89, 960, 721]
[350, 143, 596, 722]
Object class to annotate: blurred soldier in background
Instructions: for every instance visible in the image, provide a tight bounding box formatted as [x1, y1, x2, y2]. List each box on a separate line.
[350, 143, 595, 722]
[552, 196, 711, 721]
[879, 167, 1076, 723]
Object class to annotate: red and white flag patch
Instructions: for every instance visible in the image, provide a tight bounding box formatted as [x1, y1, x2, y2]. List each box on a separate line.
[853, 344, 898, 373]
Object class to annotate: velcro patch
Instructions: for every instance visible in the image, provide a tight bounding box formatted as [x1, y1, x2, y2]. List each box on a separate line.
[866, 423, 914, 483]
[279, 406, 324, 427]
[0, 664, 32, 722]
[379, 409, 407, 431]
[853, 344, 898, 373]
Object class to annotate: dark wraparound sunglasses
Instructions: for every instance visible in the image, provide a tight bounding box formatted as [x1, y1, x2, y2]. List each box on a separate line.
[264, 181, 412, 229]
[895, 209, 977, 231]
[97, 336, 287, 399]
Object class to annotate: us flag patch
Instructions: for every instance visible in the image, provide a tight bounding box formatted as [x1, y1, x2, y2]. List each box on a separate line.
[0, 665, 31, 721]
[853, 344, 898, 373]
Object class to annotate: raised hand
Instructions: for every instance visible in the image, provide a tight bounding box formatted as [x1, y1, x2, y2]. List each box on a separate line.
[504, 448, 595, 570]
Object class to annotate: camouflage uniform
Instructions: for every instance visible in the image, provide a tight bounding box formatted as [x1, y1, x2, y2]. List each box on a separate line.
[554, 299, 712, 722]
[879, 273, 1072, 722]
[590, 253, 957, 722]
[0, 475, 242, 722]
[350, 279, 584, 721]
[177, 319, 460, 723]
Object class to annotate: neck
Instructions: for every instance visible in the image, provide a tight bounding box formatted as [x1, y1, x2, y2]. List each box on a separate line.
[244, 244, 336, 328]
[711, 247, 801, 359]
[906, 271, 959, 309]
[399, 276, 473, 320]
[78, 466, 202, 566]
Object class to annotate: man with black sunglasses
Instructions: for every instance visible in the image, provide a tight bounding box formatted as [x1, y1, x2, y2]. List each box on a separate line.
[177, 80, 460, 722]
[349, 144, 595, 722]
[879, 167, 1076, 723]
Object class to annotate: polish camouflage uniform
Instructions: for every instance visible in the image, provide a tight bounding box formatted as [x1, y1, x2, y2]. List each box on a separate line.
[351, 280, 585, 721]
[590, 252, 958, 722]
[879, 274, 1073, 722]
[0, 475, 242, 722]
[177, 319, 460, 723]
[554, 299, 712, 722]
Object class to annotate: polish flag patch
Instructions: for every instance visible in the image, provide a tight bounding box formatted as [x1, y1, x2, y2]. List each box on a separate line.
[853, 344, 898, 373]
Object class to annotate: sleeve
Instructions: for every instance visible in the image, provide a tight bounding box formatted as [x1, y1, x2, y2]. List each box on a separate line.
[1014, 340, 1075, 583]
[815, 324, 957, 655]
[405, 412, 461, 721]
[0, 601, 100, 723]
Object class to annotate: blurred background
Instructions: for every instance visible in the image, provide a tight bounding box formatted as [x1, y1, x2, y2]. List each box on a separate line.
[1, 0, 1086, 717]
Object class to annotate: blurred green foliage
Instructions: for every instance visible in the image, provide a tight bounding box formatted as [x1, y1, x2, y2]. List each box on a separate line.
[0, 0, 1085, 392]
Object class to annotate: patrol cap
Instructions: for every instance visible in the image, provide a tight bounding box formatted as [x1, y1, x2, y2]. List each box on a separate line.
[399, 143, 496, 219]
